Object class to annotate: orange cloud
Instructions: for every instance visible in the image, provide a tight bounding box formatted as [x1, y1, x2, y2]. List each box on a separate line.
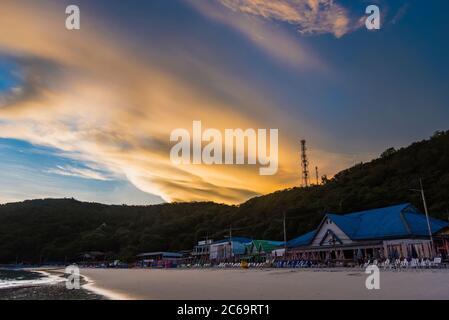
[0, 0, 368, 204]
[215, 0, 358, 38]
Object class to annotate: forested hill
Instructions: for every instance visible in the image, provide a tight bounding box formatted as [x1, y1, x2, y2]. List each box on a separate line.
[1, 130, 449, 264]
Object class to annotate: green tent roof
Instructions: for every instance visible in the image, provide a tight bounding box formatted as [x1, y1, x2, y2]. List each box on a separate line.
[246, 240, 284, 254]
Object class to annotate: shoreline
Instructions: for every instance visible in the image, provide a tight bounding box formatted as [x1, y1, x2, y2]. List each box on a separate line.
[0, 268, 106, 300]
[2, 267, 449, 300]
[80, 273, 131, 300]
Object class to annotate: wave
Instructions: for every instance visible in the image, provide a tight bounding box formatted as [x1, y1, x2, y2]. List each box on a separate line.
[0, 270, 65, 289]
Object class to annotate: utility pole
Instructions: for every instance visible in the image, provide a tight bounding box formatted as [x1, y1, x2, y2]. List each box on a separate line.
[229, 225, 233, 262]
[411, 179, 435, 257]
[315, 166, 319, 185]
[282, 211, 289, 260]
[283, 211, 287, 248]
[420, 179, 435, 256]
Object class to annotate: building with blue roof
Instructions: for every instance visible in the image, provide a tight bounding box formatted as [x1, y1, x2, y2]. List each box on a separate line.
[285, 203, 449, 262]
[209, 237, 252, 262]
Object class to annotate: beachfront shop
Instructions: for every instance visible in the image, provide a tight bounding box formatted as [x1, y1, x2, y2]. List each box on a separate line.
[192, 239, 214, 264]
[209, 237, 251, 263]
[284, 203, 449, 265]
[137, 252, 184, 268]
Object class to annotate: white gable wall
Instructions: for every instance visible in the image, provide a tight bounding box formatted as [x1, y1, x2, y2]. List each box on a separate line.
[311, 218, 353, 247]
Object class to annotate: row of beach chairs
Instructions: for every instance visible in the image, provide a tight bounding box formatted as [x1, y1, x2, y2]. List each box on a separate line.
[178, 263, 212, 268]
[179, 258, 446, 270]
[364, 257, 444, 270]
[216, 262, 266, 268]
[274, 260, 315, 268]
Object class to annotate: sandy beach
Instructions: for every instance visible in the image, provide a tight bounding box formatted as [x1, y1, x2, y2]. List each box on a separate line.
[79, 268, 449, 300]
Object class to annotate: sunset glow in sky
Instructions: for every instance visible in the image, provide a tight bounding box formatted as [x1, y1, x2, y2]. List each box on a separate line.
[0, 0, 448, 204]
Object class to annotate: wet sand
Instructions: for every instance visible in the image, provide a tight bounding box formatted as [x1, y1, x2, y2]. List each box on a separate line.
[80, 268, 449, 300]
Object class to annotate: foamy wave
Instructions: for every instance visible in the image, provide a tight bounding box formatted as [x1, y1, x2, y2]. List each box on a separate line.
[0, 271, 65, 289]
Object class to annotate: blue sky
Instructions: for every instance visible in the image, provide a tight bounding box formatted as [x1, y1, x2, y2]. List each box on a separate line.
[0, 59, 18, 92]
[0, 138, 163, 204]
[0, 0, 448, 204]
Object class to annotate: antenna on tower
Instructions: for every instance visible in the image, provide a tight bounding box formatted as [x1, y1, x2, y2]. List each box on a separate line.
[315, 166, 319, 185]
[300, 140, 309, 187]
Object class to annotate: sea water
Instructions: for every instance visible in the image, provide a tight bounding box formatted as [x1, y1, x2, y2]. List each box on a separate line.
[0, 269, 63, 289]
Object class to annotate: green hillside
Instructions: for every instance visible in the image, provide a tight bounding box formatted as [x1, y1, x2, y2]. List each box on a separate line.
[1, 131, 449, 264]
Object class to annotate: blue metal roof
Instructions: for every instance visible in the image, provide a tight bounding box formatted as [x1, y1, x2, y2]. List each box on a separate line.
[212, 237, 252, 245]
[288, 203, 449, 247]
[286, 230, 316, 248]
[327, 203, 448, 240]
[137, 252, 183, 258]
[232, 241, 247, 255]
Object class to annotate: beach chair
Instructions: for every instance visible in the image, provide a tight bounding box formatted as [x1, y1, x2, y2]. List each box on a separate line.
[431, 257, 442, 269]
[419, 259, 425, 268]
[401, 259, 409, 269]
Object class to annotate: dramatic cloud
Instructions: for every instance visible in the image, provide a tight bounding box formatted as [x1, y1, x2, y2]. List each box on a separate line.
[217, 0, 355, 38]
[187, 0, 324, 70]
[0, 0, 362, 204]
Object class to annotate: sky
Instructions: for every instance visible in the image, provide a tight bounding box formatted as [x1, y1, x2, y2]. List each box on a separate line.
[0, 0, 448, 205]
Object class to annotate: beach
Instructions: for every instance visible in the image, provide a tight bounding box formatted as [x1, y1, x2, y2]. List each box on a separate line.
[2, 268, 449, 300]
[79, 268, 449, 300]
